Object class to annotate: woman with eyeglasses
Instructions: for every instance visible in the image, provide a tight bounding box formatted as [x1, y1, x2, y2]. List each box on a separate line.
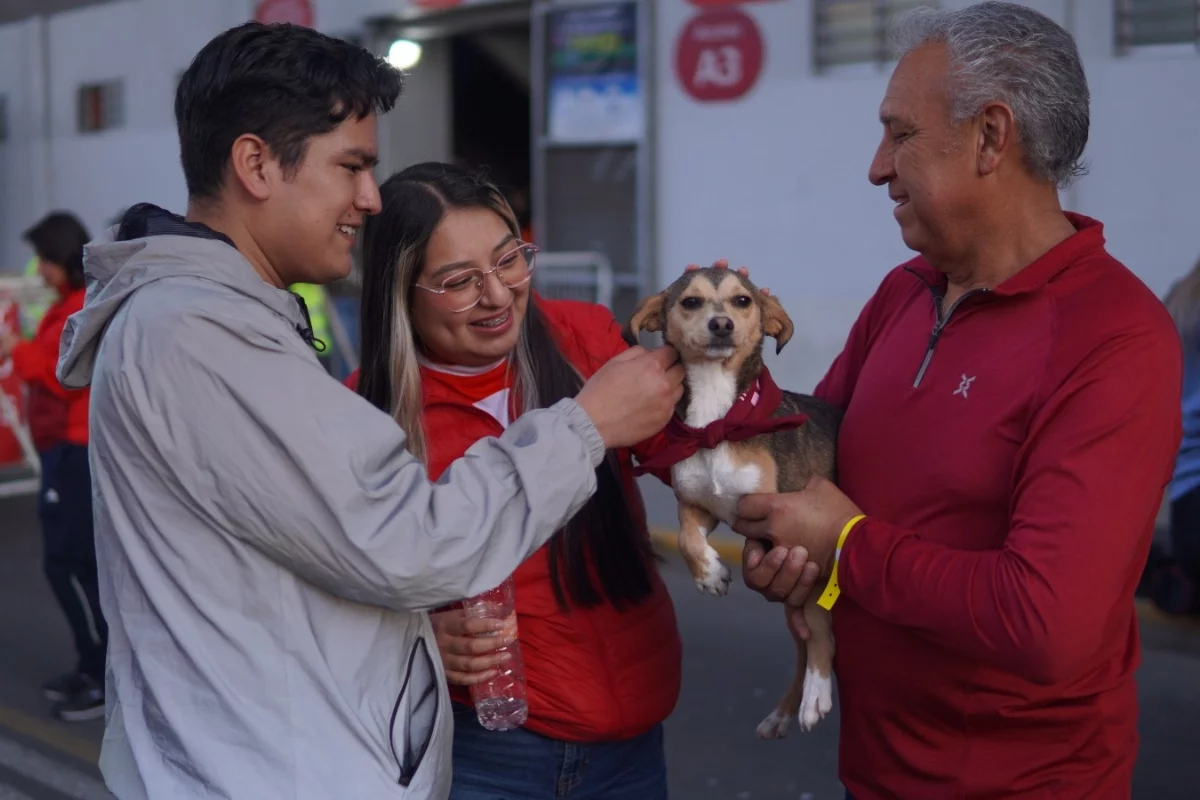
[348, 162, 680, 799]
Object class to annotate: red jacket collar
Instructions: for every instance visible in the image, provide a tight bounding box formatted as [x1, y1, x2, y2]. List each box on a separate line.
[904, 212, 1106, 298]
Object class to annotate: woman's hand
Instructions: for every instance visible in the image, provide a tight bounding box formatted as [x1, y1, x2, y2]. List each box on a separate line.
[430, 608, 518, 687]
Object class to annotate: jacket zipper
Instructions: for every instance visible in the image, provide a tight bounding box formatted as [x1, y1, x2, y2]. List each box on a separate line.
[909, 275, 989, 388]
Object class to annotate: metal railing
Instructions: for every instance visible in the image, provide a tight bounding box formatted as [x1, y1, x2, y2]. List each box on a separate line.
[533, 250, 616, 310]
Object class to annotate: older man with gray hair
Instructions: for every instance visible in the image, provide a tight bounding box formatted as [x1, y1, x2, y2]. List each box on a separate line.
[732, 3, 1181, 798]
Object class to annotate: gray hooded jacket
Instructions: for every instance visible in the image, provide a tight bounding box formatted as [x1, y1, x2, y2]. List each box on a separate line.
[56, 206, 606, 799]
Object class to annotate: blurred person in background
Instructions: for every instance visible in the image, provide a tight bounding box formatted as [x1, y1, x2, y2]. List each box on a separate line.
[1146, 255, 1200, 615]
[349, 162, 681, 800]
[287, 280, 333, 371]
[0, 211, 107, 722]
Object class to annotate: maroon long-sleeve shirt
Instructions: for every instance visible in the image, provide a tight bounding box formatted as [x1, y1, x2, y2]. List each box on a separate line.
[816, 214, 1182, 800]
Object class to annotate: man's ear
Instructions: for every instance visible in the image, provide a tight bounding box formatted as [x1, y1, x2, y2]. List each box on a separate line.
[977, 101, 1015, 178]
[761, 294, 794, 355]
[229, 133, 273, 201]
[626, 292, 667, 342]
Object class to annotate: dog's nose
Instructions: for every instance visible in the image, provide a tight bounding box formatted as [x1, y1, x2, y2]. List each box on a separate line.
[708, 316, 734, 338]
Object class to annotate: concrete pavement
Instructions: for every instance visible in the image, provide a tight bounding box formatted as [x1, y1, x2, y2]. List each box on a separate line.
[655, 548, 1200, 800]
[0, 496, 107, 799]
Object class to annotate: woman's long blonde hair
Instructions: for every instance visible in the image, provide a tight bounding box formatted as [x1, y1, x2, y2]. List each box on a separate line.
[357, 164, 533, 464]
[355, 162, 658, 611]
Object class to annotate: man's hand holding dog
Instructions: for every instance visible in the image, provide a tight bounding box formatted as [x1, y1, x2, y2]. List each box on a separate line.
[733, 476, 864, 607]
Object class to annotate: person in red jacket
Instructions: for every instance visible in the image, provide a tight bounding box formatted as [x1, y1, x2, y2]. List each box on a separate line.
[731, 5, 1181, 800]
[347, 162, 680, 799]
[0, 211, 108, 722]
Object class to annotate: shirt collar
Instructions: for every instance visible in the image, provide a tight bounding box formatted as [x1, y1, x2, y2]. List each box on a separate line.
[904, 212, 1106, 298]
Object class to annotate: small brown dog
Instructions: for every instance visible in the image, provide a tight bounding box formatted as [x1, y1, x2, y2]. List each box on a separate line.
[628, 267, 843, 737]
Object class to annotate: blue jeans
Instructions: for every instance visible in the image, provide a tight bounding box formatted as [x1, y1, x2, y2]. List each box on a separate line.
[449, 705, 668, 799]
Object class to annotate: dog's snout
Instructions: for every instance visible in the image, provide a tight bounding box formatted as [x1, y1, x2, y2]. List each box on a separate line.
[708, 316, 734, 338]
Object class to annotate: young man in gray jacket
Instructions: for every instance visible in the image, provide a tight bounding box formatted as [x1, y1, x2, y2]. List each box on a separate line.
[55, 22, 683, 800]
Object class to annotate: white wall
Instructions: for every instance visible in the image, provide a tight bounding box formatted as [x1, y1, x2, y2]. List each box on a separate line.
[0, 0, 443, 272]
[4, 0, 1198, 348]
[0, 16, 51, 272]
[0, 0, 263, 270]
[654, 0, 1200, 395]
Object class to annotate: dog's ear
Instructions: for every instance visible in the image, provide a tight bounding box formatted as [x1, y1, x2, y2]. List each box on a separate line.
[761, 293, 794, 355]
[626, 292, 667, 342]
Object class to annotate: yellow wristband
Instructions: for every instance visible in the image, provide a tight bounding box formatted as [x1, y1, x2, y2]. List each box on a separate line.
[816, 514, 866, 611]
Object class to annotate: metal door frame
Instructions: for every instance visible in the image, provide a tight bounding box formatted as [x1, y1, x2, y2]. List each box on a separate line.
[530, 0, 656, 305]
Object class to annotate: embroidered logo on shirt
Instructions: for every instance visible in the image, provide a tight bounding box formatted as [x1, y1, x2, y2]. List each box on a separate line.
[953, 374, 976, 399]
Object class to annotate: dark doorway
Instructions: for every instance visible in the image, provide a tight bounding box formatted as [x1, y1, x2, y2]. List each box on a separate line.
[450, 25, 533, 240]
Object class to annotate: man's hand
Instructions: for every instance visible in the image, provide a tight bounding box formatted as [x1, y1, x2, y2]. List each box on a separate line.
[732, 476, 863, 606]
[742, 540, 823, 639]
[577, 345, 684, 449]
[742, 539, 823, 604]
[430, 609, 518, 687]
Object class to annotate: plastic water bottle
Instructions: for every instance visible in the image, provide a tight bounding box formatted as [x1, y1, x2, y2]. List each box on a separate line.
[461, 576, 528, 731]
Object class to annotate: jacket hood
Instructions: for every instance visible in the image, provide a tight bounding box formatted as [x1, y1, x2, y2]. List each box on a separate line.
[57, 203, 312, 389]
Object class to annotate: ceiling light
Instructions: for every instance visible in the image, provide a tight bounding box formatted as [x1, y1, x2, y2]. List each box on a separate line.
[387, 39, 422, 71]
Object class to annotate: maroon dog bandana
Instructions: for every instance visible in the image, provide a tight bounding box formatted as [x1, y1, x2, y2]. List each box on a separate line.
[633, 367, 809, 475]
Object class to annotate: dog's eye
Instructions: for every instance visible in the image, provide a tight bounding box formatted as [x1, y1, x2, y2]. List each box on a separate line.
[680, 297, 703, 310]
[733, 295, 753, 308]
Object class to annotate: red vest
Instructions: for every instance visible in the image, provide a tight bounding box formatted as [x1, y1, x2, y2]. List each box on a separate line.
[10, 286, 90, 450]
[349, 297, 681, 742]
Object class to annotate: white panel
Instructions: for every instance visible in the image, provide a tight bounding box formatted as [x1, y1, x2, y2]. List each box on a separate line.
[655, 0, 1200, 400]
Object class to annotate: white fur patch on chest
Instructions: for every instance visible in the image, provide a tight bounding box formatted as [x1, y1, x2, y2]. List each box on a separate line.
[672, 362, 764, 524]
[674, 446, 763, 525]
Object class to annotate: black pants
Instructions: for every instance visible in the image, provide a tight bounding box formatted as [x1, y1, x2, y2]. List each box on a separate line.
[38, 444, 107, 681]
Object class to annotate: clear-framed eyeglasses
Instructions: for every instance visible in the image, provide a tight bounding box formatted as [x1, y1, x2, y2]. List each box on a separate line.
[414, 242, 539, 313]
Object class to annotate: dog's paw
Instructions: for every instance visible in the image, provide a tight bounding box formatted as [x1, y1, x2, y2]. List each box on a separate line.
[694, 547, 731, 596]
[755, 709, 792, 740]
[798, 667, 834, 732]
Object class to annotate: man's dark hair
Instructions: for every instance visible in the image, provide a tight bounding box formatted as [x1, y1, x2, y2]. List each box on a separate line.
[22, 212, 90, 290]
[175, 22, 403, 200]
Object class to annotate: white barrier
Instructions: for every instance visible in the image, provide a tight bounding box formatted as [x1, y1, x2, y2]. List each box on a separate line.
[0, 276, 47, 499]
[0, 275, 54, 315]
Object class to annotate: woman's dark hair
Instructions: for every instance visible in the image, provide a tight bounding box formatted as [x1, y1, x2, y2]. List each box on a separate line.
[358, 162, 656, 611]
[22, 211, 90, 290]
[175, 22, 403, 200]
